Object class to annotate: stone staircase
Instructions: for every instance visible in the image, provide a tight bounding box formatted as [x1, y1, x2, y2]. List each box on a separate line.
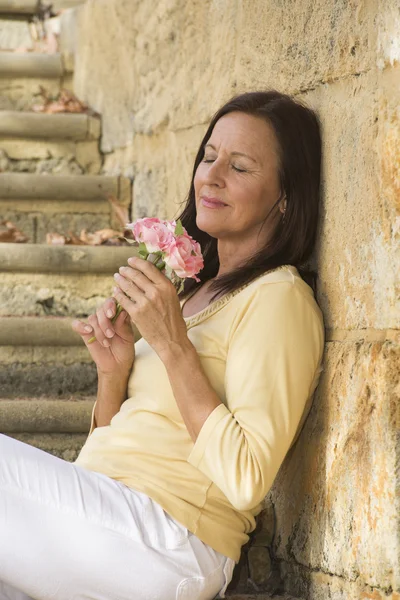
[0, 1, 135, 461]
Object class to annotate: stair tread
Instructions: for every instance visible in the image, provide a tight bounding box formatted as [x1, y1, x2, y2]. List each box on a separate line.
[0, 110, 100, 140]
[0, 1, 38, 16]
[0, 51, 64, 76]
[0, 172, 130, 200]
[0, 243, 138, 273]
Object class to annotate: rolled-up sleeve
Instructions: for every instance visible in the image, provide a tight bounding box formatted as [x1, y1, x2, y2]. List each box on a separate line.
[187, 281, 325, 511]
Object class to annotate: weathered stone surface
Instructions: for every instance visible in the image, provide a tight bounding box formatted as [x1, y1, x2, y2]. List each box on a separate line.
[0, 208, 112, 243]
[0, 360, 97, 397]
[0, 397, 94, 432]
[304, 69, 399, 330]
[74, 0, 237, 151]
[236, 0, 376, 94]
[0, 272, 117, 316]
[248, 547, 272, 588]
[5, 432, 87, 462]
[268, 341, 399, 595]
[252, 499, 275, 548]
[0, 76, 61, 111]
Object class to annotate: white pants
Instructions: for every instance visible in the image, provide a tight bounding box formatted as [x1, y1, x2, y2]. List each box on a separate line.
[0, 434, 236, 600]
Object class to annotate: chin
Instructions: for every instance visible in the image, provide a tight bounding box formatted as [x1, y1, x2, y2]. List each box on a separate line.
[196, 216, 221, 238]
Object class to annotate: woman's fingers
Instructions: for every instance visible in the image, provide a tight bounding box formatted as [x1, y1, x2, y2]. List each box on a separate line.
[71, 318, 93, 335]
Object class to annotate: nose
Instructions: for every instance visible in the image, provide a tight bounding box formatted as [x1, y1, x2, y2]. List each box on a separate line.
[203, 158, 226, 187]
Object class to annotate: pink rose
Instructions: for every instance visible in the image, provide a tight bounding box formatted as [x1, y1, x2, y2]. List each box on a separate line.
[128, 217, 174, 253]
[164, 233, 204, 281]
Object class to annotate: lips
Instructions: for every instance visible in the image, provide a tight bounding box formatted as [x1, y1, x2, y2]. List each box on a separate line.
[201, 196, 228, 208]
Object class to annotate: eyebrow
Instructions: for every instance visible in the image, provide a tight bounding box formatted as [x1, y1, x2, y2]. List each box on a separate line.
[204, 143, 257, 163]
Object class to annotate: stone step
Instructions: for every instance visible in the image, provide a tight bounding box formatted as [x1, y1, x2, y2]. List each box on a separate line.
[0, 1, 38, 16]
[0, 172, 129, 200]
[0, 52, 68, 111]
[0, 316, 140, 398]
[0, 110, 100, 140]
[0, 52, 64, 78]
[0, 173, 131, 241]
[0, 396, 94, 433]
[0, 244, 139, 316]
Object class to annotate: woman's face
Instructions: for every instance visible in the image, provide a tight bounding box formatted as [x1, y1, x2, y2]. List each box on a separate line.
[194, 111, 283, 246]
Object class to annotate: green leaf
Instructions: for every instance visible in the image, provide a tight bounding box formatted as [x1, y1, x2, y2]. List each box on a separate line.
[138, 242, 149, 259]
[174, 219, 184, 236]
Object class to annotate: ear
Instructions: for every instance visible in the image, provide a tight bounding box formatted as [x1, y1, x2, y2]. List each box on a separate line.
[279, 197, 287, 214]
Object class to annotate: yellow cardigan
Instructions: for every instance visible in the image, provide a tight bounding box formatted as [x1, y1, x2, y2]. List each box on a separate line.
[74, 265, 325, 561]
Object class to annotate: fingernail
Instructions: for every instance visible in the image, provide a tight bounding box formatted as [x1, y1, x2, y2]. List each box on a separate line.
[113, 273, 121, 280]
[106, 328, 114, 338]
[103, 339, 110, 348]
[84, 325, 92, 333]
[106, 309, 113, 318]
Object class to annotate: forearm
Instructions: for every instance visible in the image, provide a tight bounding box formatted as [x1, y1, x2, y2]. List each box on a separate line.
[93, 373, 130, 429]
[162, 342, 222, 442]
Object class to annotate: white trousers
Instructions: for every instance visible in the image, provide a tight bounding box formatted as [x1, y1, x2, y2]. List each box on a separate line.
[0, 434, 236, 600]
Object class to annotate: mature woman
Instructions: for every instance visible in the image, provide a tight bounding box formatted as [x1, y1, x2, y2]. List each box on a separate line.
[0, 91, 325, 600]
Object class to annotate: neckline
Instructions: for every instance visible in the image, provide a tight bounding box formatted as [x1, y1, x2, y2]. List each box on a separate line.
[180, 264, 297, 328]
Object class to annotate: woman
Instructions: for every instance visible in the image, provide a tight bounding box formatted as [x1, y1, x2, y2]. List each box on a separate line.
[0, 90, 325, 600]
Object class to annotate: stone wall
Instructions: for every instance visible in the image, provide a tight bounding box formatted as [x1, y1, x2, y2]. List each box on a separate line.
[68, 1, 399, 598]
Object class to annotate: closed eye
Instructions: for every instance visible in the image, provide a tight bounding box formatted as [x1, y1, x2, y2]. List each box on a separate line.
[202, 159, 247, 173]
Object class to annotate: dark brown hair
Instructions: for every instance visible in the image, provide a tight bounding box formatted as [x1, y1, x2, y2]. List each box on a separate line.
[174, 90, 322, 302]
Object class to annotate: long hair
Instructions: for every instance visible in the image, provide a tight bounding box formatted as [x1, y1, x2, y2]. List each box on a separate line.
[174, 90, 322, 302]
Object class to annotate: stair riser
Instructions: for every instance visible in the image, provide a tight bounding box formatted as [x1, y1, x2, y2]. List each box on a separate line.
[0, 139, 102, 173]
[5, 433, 87, 462]
[0, 359, 97, 398]
[0, 272, 117, 316]
[0, 399, 94, 433]
[0, 206, 115, 243]
[0, 77, 62, 111]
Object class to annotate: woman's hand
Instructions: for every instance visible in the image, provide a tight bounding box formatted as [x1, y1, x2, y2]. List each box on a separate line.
[112, 256, 192, 362]
[71, 297, 135, 377]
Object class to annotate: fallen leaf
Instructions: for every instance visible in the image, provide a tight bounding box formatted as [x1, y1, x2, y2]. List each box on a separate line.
[32, 87, 93, 114]
[107, 194, 130, 229]
[0, 220, 29, 243]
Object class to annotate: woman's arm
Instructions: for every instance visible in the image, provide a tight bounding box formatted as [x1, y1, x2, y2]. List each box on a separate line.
[162, 342, 222, 442]
[93, 373, 130, 430]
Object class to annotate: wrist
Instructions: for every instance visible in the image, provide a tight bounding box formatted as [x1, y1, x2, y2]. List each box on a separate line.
[161, 338, 197, 369]
[97, 369, 131, 384]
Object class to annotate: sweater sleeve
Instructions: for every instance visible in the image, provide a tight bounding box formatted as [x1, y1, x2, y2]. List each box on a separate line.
[186, 281, 325, 511]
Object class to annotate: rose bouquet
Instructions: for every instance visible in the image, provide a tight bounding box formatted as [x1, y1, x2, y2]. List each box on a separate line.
[87, 217, 203, 343]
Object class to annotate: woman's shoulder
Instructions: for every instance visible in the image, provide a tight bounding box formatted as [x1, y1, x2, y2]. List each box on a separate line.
[230, 264, 324, 324]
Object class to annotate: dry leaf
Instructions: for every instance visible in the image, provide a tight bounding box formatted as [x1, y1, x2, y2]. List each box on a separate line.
[32, 88, 93, 115]
[107, 194, 130, 229]
[46, 232, 67, 245]
[0, 220, 29, 243]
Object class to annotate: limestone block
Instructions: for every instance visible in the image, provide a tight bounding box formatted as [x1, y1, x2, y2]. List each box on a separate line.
[268, 341, 399, 595]
[6, 432, 87, 462]
[0, 18, 33, 49]
[236, 0, 376, 94]
[0, 1, 37, 15]
[303, 69, 399, 330]
[252, 500, 275, 547]
[74, 0, 236, 151]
